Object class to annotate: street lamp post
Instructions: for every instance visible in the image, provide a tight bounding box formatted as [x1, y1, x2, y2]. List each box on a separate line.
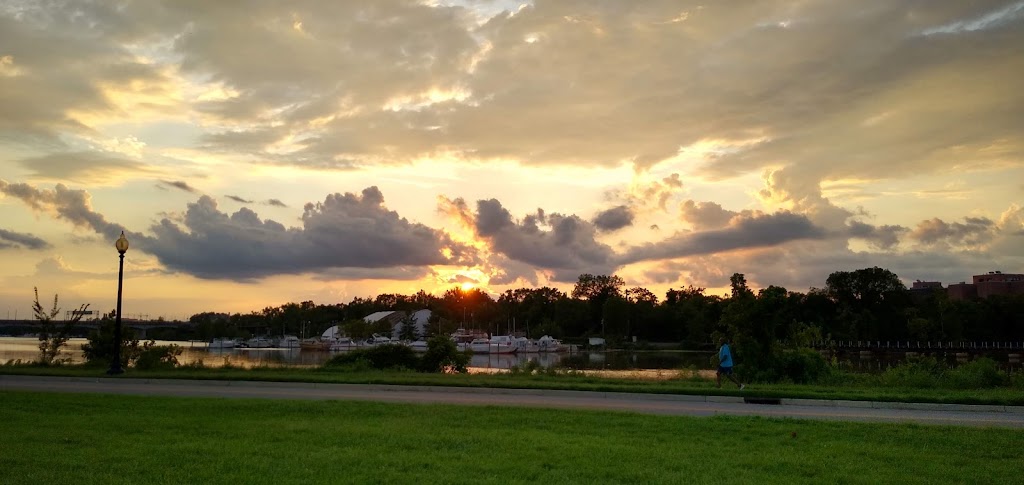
[108, 231, 129, 375]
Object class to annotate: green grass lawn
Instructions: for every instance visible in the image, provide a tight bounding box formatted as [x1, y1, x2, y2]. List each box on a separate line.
[0, 391, 1020, 484]
[3, 364, 1024, 406]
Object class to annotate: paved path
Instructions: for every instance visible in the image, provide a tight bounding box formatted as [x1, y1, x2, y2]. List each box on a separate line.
[3, 375, 1023, 428]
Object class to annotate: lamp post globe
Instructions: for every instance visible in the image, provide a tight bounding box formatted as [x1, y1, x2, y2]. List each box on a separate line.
[108, 231, 129, 375]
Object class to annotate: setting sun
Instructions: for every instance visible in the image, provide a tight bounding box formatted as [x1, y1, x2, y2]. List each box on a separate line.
[460, 282, 476, 292]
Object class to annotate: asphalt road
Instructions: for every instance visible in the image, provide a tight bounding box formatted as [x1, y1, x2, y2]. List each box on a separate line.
[3, 375, 1023, 428]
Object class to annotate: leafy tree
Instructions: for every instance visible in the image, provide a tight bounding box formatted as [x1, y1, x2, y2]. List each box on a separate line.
[825, 267, 909, 340]
[572, 274, 625, 302]
[134, 344, 183, 370]
[664, 286, 720, 345]
[81, 311, 150, 368]
[718, 273, 779, 378]
[398, 314, 418, 341]
[600, 296, 630, 340]
[419, 334, 470, 373]
[32, 288, 89, 365]
[572, 274, 625, 332]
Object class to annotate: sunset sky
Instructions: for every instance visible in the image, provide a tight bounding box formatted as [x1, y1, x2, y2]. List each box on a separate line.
[1, 0, 1022, 320]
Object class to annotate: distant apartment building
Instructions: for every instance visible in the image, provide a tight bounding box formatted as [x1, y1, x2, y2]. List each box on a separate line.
[946, 271, 1024, 301]
[972, 271, 1024, 298]
[946, 282, 978, 301]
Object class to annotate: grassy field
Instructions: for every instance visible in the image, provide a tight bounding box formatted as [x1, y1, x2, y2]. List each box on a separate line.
[0, 390, 1020, 484]
[3, 364, 1024, 406]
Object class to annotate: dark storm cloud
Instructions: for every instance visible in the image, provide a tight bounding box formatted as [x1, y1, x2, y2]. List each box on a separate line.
[592, 205, 634, 232]
[621, 212, 827, 264]
[0, 228, 50, 250]
[157, 180, 198, 193]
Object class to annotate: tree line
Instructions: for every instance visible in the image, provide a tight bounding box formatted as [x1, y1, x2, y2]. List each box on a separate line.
[177, 267, 1024, 347]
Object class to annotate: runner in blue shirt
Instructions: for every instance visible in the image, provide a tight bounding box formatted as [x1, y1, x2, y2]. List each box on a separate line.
[717, 338, 745, 389]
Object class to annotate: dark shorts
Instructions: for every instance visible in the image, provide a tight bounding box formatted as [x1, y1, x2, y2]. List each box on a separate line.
[717, 366, 733, 375]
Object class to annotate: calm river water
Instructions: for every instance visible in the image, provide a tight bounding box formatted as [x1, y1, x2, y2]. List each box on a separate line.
[3, 337, 1017, 375]
[0, 337, 715, 374]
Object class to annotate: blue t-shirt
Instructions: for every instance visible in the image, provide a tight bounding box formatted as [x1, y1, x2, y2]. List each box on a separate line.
[719, 343, 733, 367]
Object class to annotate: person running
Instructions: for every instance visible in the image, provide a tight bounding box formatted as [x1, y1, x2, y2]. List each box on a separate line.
[717, 338, 745, 389]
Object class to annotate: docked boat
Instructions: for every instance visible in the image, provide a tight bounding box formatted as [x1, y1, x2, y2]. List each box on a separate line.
[300, 338, 330, 351]
[278, 335, 301, 348]
[406, 340, 430, 352]
[469, 336, 517, 354]
[537, 335, 564, 352]
[328, 337, 363, 352]
[208, 338, 237, 350]
[451, 328, 487, 352]
[513, 337, 540, 353]
[246, 336, 276, 348]
[364, 334, 398, 347]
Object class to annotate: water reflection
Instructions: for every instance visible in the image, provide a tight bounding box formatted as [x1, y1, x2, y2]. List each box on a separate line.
[3, 337, 1017, 374]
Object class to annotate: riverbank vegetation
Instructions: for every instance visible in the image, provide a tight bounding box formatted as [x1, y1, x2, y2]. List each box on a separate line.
[1, 391, 1020, 484]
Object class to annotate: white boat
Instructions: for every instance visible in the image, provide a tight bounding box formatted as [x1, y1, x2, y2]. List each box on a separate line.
[278, 335, 301, 348]
[469, 337, 517, 354]
[538, 335, 565, 352]
[246, 337, 276, 348]
[208, 338, 236, 350]
[451, 328, 486, 352]
[328, 337, 363, 352]
[406, 340, 430, 352]
[513, 337, 540, 353]
[364, 334, 398, 347]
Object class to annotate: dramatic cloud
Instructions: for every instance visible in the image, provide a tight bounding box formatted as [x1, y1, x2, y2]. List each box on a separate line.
[621, 212, 827, 264]
[2, 181, 476, 280]
[0, 180, 126, 240]
[0, 8, 176, 145]
[909, 217, 994, 247]
[450, 197, 618, 282]
[592, 205, 634, 232]
[0, 228, 50, 250]
[144, 186, 476, 279]
[1, 1, 1022, 315]
[157, 180, 199, 193]
[680, 200, 740, 230]
[846, 221, 909, 250]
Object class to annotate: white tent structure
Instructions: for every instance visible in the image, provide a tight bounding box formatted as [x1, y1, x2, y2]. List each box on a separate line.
[321, 310, 431, 340]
